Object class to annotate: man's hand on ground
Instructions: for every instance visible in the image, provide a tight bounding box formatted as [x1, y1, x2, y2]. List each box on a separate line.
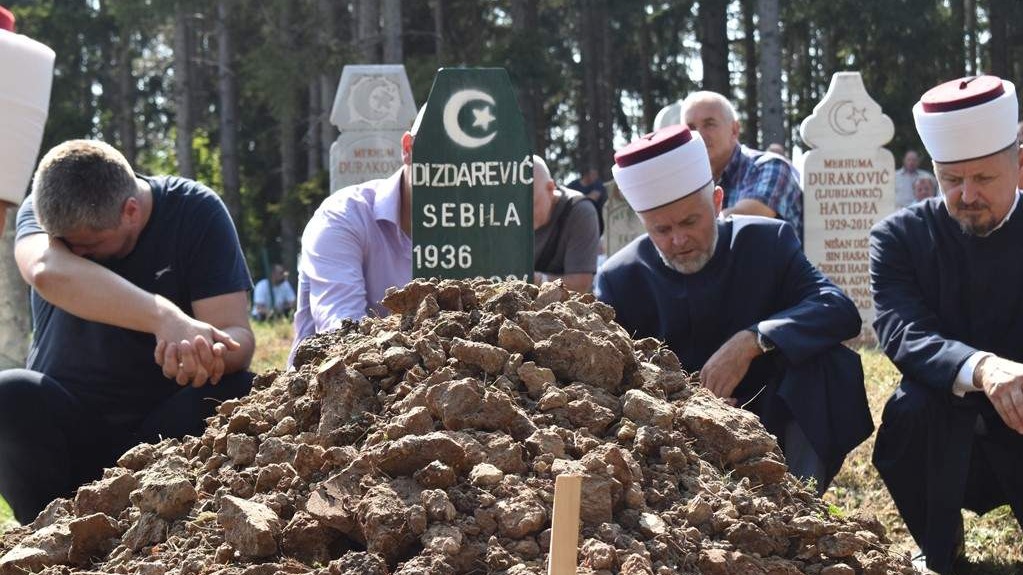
[974, 355, 1023, 434]
[699, 329, 762, 404]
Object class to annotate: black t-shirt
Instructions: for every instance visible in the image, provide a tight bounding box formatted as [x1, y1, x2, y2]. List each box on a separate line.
[15, 175, 252, 422]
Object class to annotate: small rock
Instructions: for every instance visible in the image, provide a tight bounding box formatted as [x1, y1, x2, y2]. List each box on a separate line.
[218, 495, 282, 559]
[470, 463, 505, 487]
[622, 389, 674, 430]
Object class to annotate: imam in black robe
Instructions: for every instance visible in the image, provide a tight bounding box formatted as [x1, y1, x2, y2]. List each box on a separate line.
[596, 216, 873, 487]
[870, 194, 1023, 575]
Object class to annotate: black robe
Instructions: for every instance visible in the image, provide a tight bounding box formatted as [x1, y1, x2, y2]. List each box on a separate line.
[596, 216, 872, 483]
[870, 194, 1023, 574]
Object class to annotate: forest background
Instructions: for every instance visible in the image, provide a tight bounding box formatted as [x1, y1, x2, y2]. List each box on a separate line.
[7, 0, 1023, 278]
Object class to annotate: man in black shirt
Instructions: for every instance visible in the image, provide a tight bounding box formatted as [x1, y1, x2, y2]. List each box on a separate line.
[0, 140, 255, 524]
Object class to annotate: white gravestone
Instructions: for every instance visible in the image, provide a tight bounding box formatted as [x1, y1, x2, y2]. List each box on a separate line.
[329, 65, 417, 193]
[602, 182, 647, 258]
[799, 72, 896, 343]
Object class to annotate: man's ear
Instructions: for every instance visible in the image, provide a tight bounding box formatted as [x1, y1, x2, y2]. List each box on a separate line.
[713, 186, 724, 214]
[122, 196, 139, 224]
[401, 131, 414, 165]
[731, 120, 741, 141]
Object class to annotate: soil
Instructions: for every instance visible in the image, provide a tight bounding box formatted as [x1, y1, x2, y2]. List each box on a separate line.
[0, 278, 915, 575]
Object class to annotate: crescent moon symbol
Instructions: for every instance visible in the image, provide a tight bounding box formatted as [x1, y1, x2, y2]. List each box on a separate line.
[828, 100, 857, 137]
[443, 89, 497, 148]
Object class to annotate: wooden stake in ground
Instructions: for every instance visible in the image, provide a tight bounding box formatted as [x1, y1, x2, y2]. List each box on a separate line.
[548, 474, 582, 575]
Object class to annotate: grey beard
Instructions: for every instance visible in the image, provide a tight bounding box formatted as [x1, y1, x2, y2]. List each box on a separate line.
[655, 224, 719, 274]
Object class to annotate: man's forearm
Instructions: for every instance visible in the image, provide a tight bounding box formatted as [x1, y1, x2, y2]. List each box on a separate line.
[221, 325, 255, 373]
[17, 235, 185, 334]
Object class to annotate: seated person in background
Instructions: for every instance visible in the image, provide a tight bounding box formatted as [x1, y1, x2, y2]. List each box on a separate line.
[251, 263, 296, 320]
[290, 124, 415, 364]
[681, 91, 804, 241]
[0, 140, 254, 524]
[596, 125, 872, 492]
[870, 74, 1023, 575]
[912, 176, 938, 203]
[533, 156, 600, 293]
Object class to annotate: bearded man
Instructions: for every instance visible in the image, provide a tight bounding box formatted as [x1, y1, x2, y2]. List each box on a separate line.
[870, 74, 1023, 575]
[596, 125, 872, 492]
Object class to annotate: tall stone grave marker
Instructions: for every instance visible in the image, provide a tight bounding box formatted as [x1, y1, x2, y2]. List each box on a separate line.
[800, 72, 896, 342]
[329, 65, 417, 193]
[602, 181, 647, 258]
[412, 68, 533, 281]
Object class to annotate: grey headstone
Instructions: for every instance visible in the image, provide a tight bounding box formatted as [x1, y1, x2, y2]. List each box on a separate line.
[330, 65, 417, 132]
[799, 72, 896, 343]
[602, 182, 646, 258]
[329, 131, 406, 193]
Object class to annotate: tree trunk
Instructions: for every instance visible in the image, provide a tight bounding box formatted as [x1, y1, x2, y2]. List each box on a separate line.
[741, 0, 758, 147]
[965, 0, 977, 75]
[597, 0, 614, 175]
[319, 0, 340, 173]
[757, 0, 783, 149]
[174, 1, 195, 179]
[115, 34, 137, 165]
[639, 6, 655, 133]
[216, 0, 243, 231]
[698, 0, 729, 95]
[357, 0, 380, 63]
[433, 0, 445, 65]
[382, 0, 402, 64]
[578, 1, 600, 173]
[278, 8, 299, 275]
[511, 0, 541, 152]
[988, 0, 1009, 77]
[307, 80, 321, 180]
[0, 210, 28, 370]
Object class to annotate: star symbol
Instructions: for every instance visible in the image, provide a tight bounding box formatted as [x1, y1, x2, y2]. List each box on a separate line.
[472, 106, 496, 131]
[846, 106, 868, 127]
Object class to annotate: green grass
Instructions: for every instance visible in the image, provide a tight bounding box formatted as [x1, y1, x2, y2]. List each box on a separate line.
[3, 342, 1021, 572]
[0, 497, 13, 532]
[250, 317, 295, 374]
[827, 349, 1023, 573]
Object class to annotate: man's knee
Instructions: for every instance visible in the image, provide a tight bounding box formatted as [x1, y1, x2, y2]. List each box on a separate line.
[880, 380, 939, 428]
[0, 370, 51, 423]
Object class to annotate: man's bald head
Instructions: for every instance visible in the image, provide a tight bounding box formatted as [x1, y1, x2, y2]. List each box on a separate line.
[533, 155, 557, 230]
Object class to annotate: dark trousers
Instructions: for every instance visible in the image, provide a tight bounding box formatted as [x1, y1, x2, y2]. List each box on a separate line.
[0, 368, 252, 525]
[873, 380, 1023, 575]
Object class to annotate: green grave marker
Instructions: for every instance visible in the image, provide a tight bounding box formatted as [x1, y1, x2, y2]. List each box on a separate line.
[411, 67, 533, 281]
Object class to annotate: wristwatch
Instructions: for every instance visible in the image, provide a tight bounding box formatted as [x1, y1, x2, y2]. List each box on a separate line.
[747, 325, 776, 354]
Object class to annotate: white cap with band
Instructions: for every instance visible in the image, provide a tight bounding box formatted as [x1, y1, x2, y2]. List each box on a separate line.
[913, 75, 1019, 164]
[612, 125, 713, 213]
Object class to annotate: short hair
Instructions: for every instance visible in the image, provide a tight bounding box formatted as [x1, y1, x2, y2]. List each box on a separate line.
[681, 91, 738, 124]
[32, 140, 137, 236]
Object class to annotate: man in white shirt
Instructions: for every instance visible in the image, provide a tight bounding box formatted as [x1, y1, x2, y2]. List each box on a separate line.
[251, 263, 296, 320]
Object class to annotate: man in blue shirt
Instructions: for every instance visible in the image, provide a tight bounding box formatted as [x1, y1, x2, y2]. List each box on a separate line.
[0, 140, 255, 524]
[682, 91, 803, 241]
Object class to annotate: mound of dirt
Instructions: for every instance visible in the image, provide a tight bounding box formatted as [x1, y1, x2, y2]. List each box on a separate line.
[0, 278, 914, 575]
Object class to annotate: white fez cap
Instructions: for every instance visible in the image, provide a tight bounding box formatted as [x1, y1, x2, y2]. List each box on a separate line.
[611, 125, 713, 213]
[913, 75, 1019, 164]
[0, 29, 55, 206]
